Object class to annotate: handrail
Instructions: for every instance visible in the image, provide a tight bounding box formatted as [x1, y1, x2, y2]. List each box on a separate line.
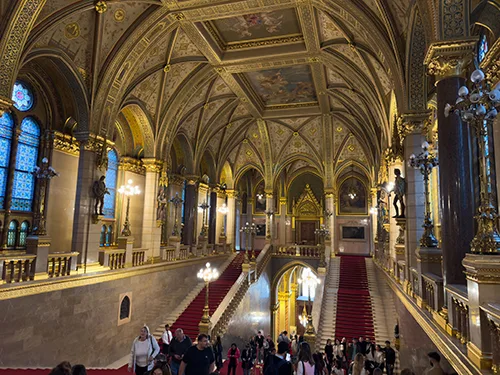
[1, 254, 36, 284]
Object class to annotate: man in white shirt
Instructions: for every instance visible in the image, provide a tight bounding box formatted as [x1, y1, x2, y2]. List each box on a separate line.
[161, 324, 173, 355]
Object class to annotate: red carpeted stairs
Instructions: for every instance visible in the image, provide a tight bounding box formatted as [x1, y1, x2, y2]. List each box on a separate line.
[0, 367, 129, 375]
[334, 255, 374, 340]
[171, 253, 244, 341]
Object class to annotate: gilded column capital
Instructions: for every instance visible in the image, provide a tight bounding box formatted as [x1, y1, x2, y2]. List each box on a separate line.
[119, 157, 145, 175]
[400, 110, 432, 137]
[169, 174, 185, 187]
[0, 96, 12, 116]
[279, 197, 287, 205]
[462, 254, 500, 284]
[198, 182, 209, 193]
[53, 131, 79, 156]
[424, 39, 477, 81]
[142, 158, 163, 173]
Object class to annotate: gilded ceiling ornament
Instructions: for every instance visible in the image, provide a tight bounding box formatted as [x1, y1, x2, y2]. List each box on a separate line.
[348, 144, 355, 152]
[246, 150, 253, 156]
[64, 23, 80, 39]
[336, 126, 343, 132]
[163, 64, 171, 73]
[227, 123, 232, 128]
[293, 132, 299, 137]
[293, 140, 302, 148]
[308, 56, 320, 63]
[276, 128, 284, 135]
[252, 133, 258, 138]
[348, 41, 357, 50]
[243, 139, 248, 143]
[114, 8, 126, 22]
[174, 13, 185, 21]
[95, 1, 108, 14]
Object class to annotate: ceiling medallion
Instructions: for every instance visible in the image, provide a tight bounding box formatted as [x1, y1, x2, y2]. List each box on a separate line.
[348, 144, 355, 152]
[95, 1, 108, 13]
[163, 64, 171, 73]
[336, 126, 343, 132]
[64, 23, 80, 39]
[227, 123, 233, 128]
[293, 132, 299, 137]
[243, 139, 248, 144]
[252, 133, 259, 139]
[246, 150, 253, 156]
[114, 8, 126, 22]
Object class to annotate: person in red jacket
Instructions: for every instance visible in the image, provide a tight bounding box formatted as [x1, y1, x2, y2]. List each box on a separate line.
[227, 343, 241, 375]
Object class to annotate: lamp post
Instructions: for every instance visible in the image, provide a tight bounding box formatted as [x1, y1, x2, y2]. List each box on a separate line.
[240, 222, 257, 262]
[118, 179, 141, 236]
[446, 67, 500, 253]
[32, 158, 59, 235]
[197, 262, 219, 333]
[199, 200, 210, 237]
[217, 203, 229, 237]
[170, 193, 183, 237]
[314, 224, 330, 267]
[408, 141, 439, 247]
[298, 268, 320, 345]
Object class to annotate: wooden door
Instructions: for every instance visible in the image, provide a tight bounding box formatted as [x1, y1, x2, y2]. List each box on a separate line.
[299, 221, 316, 245]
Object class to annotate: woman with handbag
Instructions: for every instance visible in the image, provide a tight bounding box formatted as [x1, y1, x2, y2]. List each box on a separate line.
[128, 325, 160, 375]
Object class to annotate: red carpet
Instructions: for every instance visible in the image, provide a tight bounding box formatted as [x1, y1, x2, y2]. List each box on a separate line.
[171, 253, 244, 341]
[0, 366, 129, 374]
[219, 360, 262, 375]
[334, 255, 374, 340]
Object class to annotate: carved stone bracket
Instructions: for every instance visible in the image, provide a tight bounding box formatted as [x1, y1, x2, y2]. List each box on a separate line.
[424, 39, 478, 81]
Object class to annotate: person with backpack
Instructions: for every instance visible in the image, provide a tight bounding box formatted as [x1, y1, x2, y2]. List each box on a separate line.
[264, 341, 293, 375]
[128, 325, 161, 375]
[295, 342, 315, 375]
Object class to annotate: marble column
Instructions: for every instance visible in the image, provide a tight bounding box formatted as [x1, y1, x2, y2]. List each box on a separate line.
[70, 133, 102, 269]
[182, 180, 197, 246]
[226, 190, 236, 250]
[324, 192, 335, 258]
[141, 159, 162, 260]
[266, 193, 274, 243]
[208, 190, 217, 244]
[216, 191, 225, 242]
[197, 182, 209, 241]
[279, 197, 287, 245]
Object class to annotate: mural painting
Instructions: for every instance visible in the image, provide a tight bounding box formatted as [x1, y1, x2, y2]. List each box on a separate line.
[246, 65, 317, 106]
[338, 177, 367, 215]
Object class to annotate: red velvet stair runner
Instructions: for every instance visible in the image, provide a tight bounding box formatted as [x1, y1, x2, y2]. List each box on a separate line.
[334, 255, 374, 340]
[171, 253, 244, 341]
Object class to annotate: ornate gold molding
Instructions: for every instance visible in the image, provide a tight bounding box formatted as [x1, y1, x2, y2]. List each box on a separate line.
[142, 158, 163, 173]
[463, 254, 500, 284]
[480, 39, 500, 85]
[424, 39, 477, 81]
[169, 174, 185, 187]
[0, 96, 12, 116]
[53, 131, 79, 156]
[119, 157, 145, 175]
[95, 1, 108, 13]
[400, 111, 432, 138]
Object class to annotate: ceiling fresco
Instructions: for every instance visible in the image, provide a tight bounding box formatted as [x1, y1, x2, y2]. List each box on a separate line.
[209, 8, 301, 45]
[245, 65, 317, 106]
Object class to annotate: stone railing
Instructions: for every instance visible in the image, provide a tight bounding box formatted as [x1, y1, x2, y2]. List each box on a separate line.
[210, 244, 272, 338]
[179, 246, 189, 260]
[410, 267, 419, 296]
[47, 252, 78, 278]
[0, 254, 36, 284]
[421, 273, 444, 312]
[132, 249, 146, 267]
[275, 245, 321, 258]
[162, 246, 176, 262]
[450, 294, 470, 345]
[482, 303, 500, 374]
[99, 248, 126, 270]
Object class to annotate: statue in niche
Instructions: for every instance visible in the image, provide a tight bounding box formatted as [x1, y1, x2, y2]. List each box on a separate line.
[157, 186, 168, 223]
[93, 176, 109, 215]
[393, 168, 406, 218]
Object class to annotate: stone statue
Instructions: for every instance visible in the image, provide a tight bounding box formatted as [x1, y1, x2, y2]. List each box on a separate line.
[156, 186, 168, 223]
[393, 168, 406, 218]
[93, 176, 109, 215]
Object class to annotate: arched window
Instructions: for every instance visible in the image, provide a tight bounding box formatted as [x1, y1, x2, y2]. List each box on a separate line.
[478, 33, 489, 63]
[103, 149, 118, 218]
[12, 81, 34, 112]
[106, 225, 113, 246]
[0, 112, 14, 208]
[100, 225, 106, 246]
[19, 221, 29, 247]
[119, 296, 131, 320]
[12, 117, 40, 211]
[7, 220, 18, 247]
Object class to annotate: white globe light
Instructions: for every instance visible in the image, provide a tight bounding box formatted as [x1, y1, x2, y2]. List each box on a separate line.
[486, 108, 498, 119]
[489, 89, 500, 102]
[476, 104, 487, 116]
[458, 86, 469, 97]
[455, 97, 464, 104]
[470, 69, 485, 83]
[462, 112, 474, 122]
[470, 92, 482, 103]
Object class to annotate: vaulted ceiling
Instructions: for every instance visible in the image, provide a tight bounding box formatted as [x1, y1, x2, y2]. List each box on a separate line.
[18, 0, 436, 188]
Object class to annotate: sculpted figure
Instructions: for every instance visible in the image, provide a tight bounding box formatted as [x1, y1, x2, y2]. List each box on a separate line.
[156, 186, 168, 223]
[393, 169, 406, 218]
[93, 176, 109, 215]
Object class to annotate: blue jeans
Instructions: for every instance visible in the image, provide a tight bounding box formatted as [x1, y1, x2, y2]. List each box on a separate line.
[171, 361, 180, 375]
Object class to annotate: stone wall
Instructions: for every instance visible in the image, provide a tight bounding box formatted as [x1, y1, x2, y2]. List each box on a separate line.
[0, 257, 227, 368]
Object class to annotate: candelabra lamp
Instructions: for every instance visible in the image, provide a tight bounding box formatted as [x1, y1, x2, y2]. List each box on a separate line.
[169, 193, 184, 237]
[32, 158, 59, 235]
[446, 67, 500, 253]
[197, 262, 219, 333]
[217, 203, 229, 237]
[118, 179, 141, 236]
[199, 201, 210, 237]
[240, 222, 257, 262]
[265, 210, 274, 239]
[298, 268, 320, 348]
[408, 142, 439, 248]
[314, 224, 330, 267]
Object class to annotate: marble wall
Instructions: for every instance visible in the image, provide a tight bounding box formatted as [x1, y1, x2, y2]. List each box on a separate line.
[46, 150, 78, 252]
[0, 257, 227, 368]
[335, 216, 371, 255]
[221, 263, 272, 355]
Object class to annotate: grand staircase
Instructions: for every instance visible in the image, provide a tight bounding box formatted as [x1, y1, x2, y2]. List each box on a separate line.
[316, 257, 340, 348]
[334, 255, 375, 340]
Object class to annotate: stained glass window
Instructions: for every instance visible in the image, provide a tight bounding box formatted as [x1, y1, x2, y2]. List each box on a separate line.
[0, 112, 14, 208]
[103, 149, 118, 218]
[12, 81, 34, 112]
[19, 221, 29, 247]
[478, 34, 489, 63]
[7, 220, 18, 247]
[12, 117, 40, 211]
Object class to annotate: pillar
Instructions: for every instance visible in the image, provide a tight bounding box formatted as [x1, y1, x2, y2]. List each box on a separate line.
[387, 160, 403, 274]
[425, 41, 476, 286]
[216, 191, 226, 242]
[208, 190, 217, 244]
[182, 179, 197, 246]
[225, 190, 236, 249]
[141, 159, 162, 260]
[70, 133, 102, 269]
[324, 192, 335, 257]
[279, 197, 287, 245]
[266, 193, 274, 243]
[197, 182, 209, 241]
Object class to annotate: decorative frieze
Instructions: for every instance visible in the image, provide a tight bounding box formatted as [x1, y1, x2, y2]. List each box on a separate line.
[424, 39, 477, 81]
[142, 158, 163, 173]
[119, 157, 145, 175]
[53, 131, 79, 156]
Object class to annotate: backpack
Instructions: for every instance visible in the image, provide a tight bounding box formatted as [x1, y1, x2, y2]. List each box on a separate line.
[264, 356, 286, 375]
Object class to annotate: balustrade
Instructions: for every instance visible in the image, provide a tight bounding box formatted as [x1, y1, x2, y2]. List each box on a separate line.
[1, 255, 35, 283]
[132, 249, 146, 267]
[47, 253, 76, 277]
[451, 297, 470, 344]
[179, 246, 189, 260]
[275, 245, 320, 258]
[488, 317, 500, 374]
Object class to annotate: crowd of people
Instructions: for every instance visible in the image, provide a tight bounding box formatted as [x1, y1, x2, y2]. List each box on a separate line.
[47, 326, 447, 375]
